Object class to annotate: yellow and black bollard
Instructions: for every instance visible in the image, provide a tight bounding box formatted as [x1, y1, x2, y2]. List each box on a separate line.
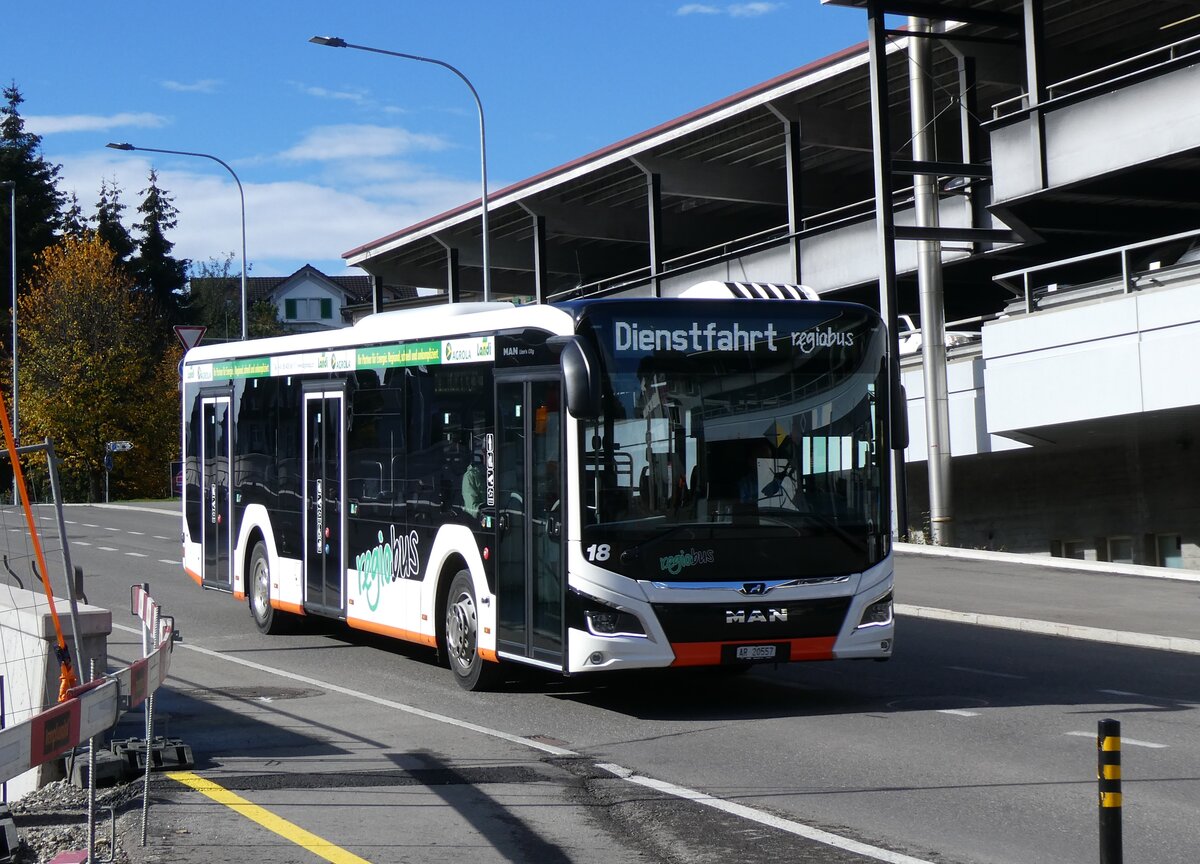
[1098, 718, 1122, 864]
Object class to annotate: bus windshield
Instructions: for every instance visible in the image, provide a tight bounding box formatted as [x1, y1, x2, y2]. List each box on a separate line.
[576, 300, 890, 582]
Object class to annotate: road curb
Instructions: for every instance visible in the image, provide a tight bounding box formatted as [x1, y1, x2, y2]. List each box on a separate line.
[896, 542, 1200, 584]
[896, 604, 1200, 655]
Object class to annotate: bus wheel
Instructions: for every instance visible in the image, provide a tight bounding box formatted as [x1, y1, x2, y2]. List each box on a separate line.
[445, 570, 496, 691]
[249, 541, 284, 635]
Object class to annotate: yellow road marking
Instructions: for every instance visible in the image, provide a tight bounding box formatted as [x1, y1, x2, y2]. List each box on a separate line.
[167, 771, 372, 864]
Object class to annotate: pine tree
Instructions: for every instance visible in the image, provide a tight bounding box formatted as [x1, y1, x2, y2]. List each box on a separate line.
[130, 168, 188, 326]
[0, 83, 65, 331]
[61, 192, 89, 238]
[92, 177, 135, 265]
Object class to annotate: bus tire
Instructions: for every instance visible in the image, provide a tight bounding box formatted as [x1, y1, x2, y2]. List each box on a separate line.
[249, 540, 286, 635]
[445, 569, 497, 691]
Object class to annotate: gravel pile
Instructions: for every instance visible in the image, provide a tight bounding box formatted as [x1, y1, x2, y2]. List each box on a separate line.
[7, 777, 146, 863]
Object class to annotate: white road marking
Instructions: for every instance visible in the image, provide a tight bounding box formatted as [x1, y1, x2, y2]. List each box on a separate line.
[98, 547, 118, 552]
[158, 559, 178, 566]
[82, 523, 99, 528]
[111, 623, 937, 864]
[938, 709, 980, 717]
[1098, 689, 1141, 697]
[596, 764, 935, 864]
[125, 552, 148, 558]
[128, 531, 145, 536]
[75, 542, 92, 547]
[153, 536, 171, 541]
[946, 666, 1026, 680]
[1065, 731, 1167, 749]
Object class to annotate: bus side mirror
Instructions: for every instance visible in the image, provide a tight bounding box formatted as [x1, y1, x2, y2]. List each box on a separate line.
[550, 336, 602, 419]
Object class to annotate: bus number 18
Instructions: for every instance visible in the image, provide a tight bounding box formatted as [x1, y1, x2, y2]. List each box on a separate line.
[585, 543, 612, 562]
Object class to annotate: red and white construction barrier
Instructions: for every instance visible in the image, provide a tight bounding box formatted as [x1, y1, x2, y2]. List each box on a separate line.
[0, 585, 175, 784]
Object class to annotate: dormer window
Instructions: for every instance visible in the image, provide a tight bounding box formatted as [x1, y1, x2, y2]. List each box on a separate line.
[285, 298, 334, 321]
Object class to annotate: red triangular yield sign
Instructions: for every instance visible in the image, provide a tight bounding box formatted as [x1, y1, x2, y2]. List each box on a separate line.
[174, 325, 207, 350]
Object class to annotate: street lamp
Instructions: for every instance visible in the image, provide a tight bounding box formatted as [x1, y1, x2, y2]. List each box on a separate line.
[1, 179, 16, 504]
[309, 35, 492, 302]
[106, 142, 249, 339]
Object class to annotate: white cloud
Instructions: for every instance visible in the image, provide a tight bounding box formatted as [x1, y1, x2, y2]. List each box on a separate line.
[278, 124, 448, 162]
[56, 149, 481, 277]
[298, 84, 371, 105]
[728, 2, 782, 16]
[677, 2, 782, 15]
[25, 112, 169, 135]
[162, 79, 221, 94]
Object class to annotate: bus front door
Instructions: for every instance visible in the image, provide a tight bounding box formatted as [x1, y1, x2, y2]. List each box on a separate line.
[303, 389, 346, 617]
[200, 395, 233, 591]
[495, 377, 565, 671]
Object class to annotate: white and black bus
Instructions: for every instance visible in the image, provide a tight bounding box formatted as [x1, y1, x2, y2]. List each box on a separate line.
[181, 282, 900, 689]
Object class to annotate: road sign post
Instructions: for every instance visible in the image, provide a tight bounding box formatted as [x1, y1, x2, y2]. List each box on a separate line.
[105, 441, 135, 503]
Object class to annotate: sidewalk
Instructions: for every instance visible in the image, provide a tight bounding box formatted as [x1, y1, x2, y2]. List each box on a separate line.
[895, 543, 1200, 654]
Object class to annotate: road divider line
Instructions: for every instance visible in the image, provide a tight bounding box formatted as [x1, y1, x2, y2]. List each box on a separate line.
[946, 666, 1026, 680]
[595, 763, 936, 864]
[1065, 731, 1166, 749]
[167, 771, 372, 864]
[897, 604, 1200, 655]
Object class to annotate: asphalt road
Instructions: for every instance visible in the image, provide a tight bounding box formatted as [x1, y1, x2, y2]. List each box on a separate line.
[31, 503, 1200, 864]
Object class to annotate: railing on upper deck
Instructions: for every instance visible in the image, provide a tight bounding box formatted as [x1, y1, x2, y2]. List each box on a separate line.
[992, 33, 1200, 120]
[547, 185, 923, 303]
[992, 227, 1200, 315]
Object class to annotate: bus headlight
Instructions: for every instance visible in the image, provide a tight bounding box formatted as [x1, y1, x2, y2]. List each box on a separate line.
[857, 591, 893, 629]
[586, 607, 646, 637]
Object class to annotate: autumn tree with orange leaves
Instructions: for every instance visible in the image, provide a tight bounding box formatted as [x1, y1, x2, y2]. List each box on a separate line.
[17, 234, 180, 501]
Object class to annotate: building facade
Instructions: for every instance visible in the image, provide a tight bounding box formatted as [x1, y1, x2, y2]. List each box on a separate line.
[338, 0, 1200, 568]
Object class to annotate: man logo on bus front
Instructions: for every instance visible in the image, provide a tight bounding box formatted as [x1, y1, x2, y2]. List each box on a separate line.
[742, 582, 767, 595]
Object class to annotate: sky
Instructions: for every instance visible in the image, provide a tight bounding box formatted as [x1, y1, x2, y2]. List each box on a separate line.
[8, 2, 867, 279]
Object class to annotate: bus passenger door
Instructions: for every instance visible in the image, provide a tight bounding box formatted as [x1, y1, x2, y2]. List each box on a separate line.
[495, 376, 565, 670]
[303, 389, 346, 616]
[200, 394, 233, 591]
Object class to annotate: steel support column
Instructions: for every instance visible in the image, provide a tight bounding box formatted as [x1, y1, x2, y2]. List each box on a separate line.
[370, 274, 383, 314]
[444, 245, 462, 304]
[867, 0, 908, 538]
[1023, 0, 1048, 188]
[531, 211, 548, 304]
[644, 171, 663, 297]
[769, 106, 805, 283]
[909, 16, 954, 546]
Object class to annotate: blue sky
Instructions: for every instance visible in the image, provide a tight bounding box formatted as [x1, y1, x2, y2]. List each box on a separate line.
[10, 2, 866, 278]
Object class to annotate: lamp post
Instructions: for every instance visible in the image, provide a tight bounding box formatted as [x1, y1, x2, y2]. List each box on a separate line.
[309, 35, 491, 302]
[106, 142, 249, 339]
[1, 180, 15, 504]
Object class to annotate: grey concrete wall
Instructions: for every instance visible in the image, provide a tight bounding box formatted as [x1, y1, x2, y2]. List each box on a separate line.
[0, 587, 113, 799]
[905, 429, 1200, 569]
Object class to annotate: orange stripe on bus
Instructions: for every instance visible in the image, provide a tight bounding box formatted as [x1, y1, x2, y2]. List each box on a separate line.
[347, 617, 437, 647]
[184, 567, 202, 586]
[478, 648, 499, 664]
[669, 637, 837, 666]
[272, 599, 306, 616]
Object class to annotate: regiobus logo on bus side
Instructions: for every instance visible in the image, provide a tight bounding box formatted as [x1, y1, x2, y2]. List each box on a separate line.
[355, 526, 422, 612]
